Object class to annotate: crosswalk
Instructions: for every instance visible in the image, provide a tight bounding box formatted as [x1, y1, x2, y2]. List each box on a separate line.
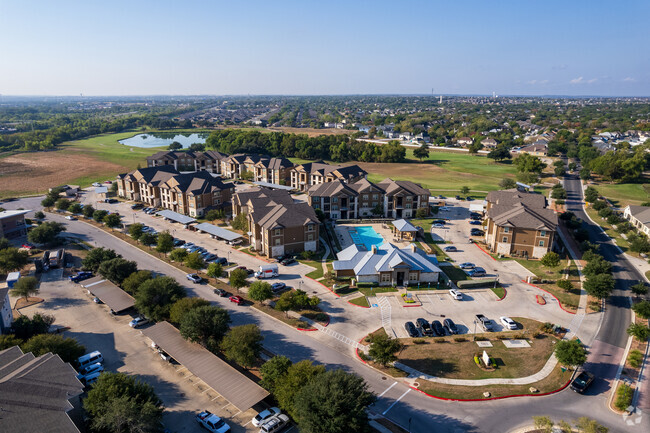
[313, 323, 364, 349]
[378, 296, 392, 329]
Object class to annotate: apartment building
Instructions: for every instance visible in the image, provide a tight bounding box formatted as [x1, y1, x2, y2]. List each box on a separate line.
[146, 150, 228, 173]
[290, 161, 367, 192]
[0, 210, 30, 240]
[484, 189, 557, 259]
[117, 166, 234, 218]
[308, 178, 386, 219]
[253, 157, 294, 185]
[376, 178, 430, 219]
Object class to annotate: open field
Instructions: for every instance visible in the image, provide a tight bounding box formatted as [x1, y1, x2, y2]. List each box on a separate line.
[266, 126, 351, 137]
[591, 178, 650, 207]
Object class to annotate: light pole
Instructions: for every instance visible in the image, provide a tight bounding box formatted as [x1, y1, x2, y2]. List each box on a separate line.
[299, 280, 303, 292]
[473, 319, 477, 341]
[132, 213, 136, 225]
[227, 250, 231, 265]
[494, 274, 499, 289]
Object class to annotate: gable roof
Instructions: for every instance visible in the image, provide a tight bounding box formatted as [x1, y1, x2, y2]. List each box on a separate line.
[234, 187, 294, 211]
[486, 189, 547, 209]
[393, 219, 418, 232]
[333, 243, 440, 276]
[376, 178, 429, 196]
[488, 203, 558, 231]
[307, 179, 358, 197]
[626, 205, 650, 227]
[257, 202, 319, 230]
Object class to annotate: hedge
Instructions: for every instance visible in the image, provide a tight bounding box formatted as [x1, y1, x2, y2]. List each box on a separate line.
[457, 278, 498, 289]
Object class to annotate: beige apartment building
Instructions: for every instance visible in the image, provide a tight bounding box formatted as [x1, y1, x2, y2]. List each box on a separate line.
[290, 161, 367, 192]
[146, 150, 228, 173]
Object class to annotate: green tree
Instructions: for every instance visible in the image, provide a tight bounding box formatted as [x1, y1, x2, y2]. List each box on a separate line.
[0, 334, 22, 350]
[0, 247, 29, 273]
[82, 204, 95, 218]
[12, 313, 55, 340]
[241, 170, 254, 181]
[583, 274, 615, 299]
[169, 247, 188, 262]
[627, 323, 650, 342]
[275, 289, 320, 316]
[110, 182, 118, 194]
[27, 221, 66, 245]
[21, 334, 85, 364]
[488, 147, 512, 163]
[221, 324, 263, 369]
[129, 223, 144, 240]
[206, 262, 223, 279]
[260, 355, 292, 393]
[574, 417, 608, 433]
[93, 209, 108, 223]
[55, 198, 71, 211]
[415, 207, 428, 219]
[583, 256, 612, 277]
[169, 297, 210, 325]
[557, 279, 574, 291]
[248, 280, 273, 301]
[631, 281, 648, 297]
[121, 270, 153, 295]
[368, 334, 402, 366]
[156, 231, 174, 255]
[184, 251, 205, 270]
[83, 372, 164, 433]
[68, 203, 83, 214]
[179, 305, 231, 352]
[0, 238, 9, 250]
[499, 178, 516, 189]
[413, 144, 429, 161]
[628, 234, 650, 254]
[98, 258, 138, 285]
[232, 212, 248, 231]
[41, 196, 55, 208]
[293, 369, 376, 433]
[460, 186, 470, 196]
[205, 209, 225, 221]
[554, 340, 587, 367]
[275, 360, 326, 418]
[540, 251, 561, 268]
[584, 186, 599, 203]
[229, 268, 248, 290]
[168, 141, 182, 150]
[34, 211, 45, 220]
[139, 232, 158, 247]
[82, 247, 119, 272]
[10, 276, 39, 301]
[532, 416, 554, 433]
[632, 301, 650, 319]
[514, 153, 546, 173]
[134, 276, 186, 321]
[103, 213, 122, 229]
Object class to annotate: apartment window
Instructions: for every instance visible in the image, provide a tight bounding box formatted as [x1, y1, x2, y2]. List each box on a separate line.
[539, 240, 545, 247]
[405, 204, 411, 209]
[373, 194, 379, 200]
[332, 197, 338, 203]
[372, 202, 378, 208]
[363, 194, 368, 200]
[275, 238, 281, 246]
[406, 196, 412, 201]
[275, 229, 282, 236]
[307, 224, 314, 231]
[540, 230, 546, 237]
[409, 273, 418, 281]
[502, 237, 508, 243]
[381, 273, 391, 282]
[307, 233, 314, 241]
[332, 205, 338, 211]
[504, 227, 509, 233]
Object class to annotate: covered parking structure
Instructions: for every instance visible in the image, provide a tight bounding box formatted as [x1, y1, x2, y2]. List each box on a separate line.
[142, 322, 269, 412]
[252, 181, 293, 191]
[80, 277, 135, 313]
[194, 222, 242, 242]
[156, 210, 197, 225]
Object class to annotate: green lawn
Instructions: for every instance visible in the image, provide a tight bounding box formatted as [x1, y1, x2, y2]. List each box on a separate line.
[491, 286, 506, 299]
[584, 206, 631, 253]
[441, 265, 470, 282]
[592, 181, 650, 207]
[348, 296, 370, 307]
[358, 286, 398, 296]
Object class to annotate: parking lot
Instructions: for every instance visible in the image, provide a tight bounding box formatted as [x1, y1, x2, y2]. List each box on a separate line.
[12, 267, 264, 433]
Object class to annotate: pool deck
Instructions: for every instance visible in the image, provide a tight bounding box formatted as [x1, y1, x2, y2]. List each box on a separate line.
[333, 222, 414, 251]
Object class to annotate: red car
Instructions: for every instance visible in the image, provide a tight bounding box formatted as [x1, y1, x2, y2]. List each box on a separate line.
[21, 244, 34, 250]
[229, 295, 244, 305]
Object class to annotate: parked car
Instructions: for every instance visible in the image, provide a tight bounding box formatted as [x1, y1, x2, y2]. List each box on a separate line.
[470, 229, 484, 236]
[404, 321, 418, 338]
[158, 349, 172, 362]
[21, 243, 34, 249]
[449, 289, 462, 300]
[77, 362, 103, 378]
[469, 220, 482, 225]
[214, 288, 229, 297]
[204, 254, 218, 262]
[92, 182, 102, 187]
[432, 219, 446, 224]
[196, 411, 230, 433]
[455, 195, 462, 200]
[259, 414, 290, 433]
[252, 407, 281, 428]
[280, 257, 296, 266]
[187, 273, 202, 284]
[129, 316, 149, 328]
[439, 206, 450, 211]
[432, 223, 445, 228]
[65, 215, 77, 220]
[459, 262, 475, 269]
[415, 318, 433, 336]
[236, 266, 254, 275]
[271, 282, 286, 293]
[69, 271, 93, 283]
[431, 320, 445, 336]
[104, 198, 118, 204]
[570, 371, 595, 394]
[227, 238, 243, 246]
[215, 257, 228, 265]
[475, 314, 494, 332]
[466, 197, 474, 201]
[80, 370, 102, 387]
[443, 246, 457, 252]
[500, 316, 517, 330]
[467, 267, 486, 277]
[173, 238, 185, 246]
[470, 212, 482, 218]
[443, 318, 458, 335]
[93, 297, 102, 304]
[229, 295, 244, 305]
[182, 242, 195, 249]
[130, 203, 144, 210]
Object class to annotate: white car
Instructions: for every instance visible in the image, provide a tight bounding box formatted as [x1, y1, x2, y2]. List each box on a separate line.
[196, 411, 230, 433]
[65, 215, 77, 220]
[129, 316, 149, 328]
[252, 407, 281, 427]
[92, 182, 102, 187]
[439, 206, 450, 211]
[449, 289, 462, 300]
[500, 316, 517, 330]
[187, 273, 202, 284]
[77, 362, 103, 378]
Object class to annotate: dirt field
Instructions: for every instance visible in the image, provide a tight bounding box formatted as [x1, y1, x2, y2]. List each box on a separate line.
[0, 151, 125, 198]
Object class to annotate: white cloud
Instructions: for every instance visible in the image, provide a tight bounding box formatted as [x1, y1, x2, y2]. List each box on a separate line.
[570, 76, 584, 84]
[587, 78, 598, 84]
[527, 79, 549, 85]
[623, 77, 636, 82]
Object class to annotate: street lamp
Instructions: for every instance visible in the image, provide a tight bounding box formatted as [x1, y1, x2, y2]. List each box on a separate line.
[132, 213, 136, 225]
[227, 250, 231, 265]
[299, 280, 303, 292]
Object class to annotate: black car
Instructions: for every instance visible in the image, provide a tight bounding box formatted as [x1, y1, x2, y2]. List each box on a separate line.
[570, 371, 595, 393]
[415, 318, 433, 336]
[280, 257, 297, 266]
[213, 288, 229, 297]
[404, 321, 419, 338]
[130, 203, 144, 210]
[214, 257, 228, 265]
[104, 198, 118, 204]
[470, 212, 482, 219]
[470, 229, 484, 236]
[432, 219, 446, 225]
[443, 318, 458, 335]
[69, 271, 93, 283]
[455, 195, 462, 200]
[431, 320, 445, 336]
[173, 238, 186, 246]
[277, 253, 294, 262]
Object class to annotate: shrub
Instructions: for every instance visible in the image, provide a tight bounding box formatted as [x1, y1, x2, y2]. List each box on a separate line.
[614, 383, 634, 411]
[434, 338, 446, 343]
[557, 279, 574, 291]
[473, 355, 480, 365]
[592, 200, 607, 211]
[628, 349, 643, 368]
[412, 339, 426, 345]
[474, 336, 488, 341]
[453, 337, 467, 342]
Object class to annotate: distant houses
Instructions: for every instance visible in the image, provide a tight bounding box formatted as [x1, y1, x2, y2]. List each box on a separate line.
[623, 205, 650, 236]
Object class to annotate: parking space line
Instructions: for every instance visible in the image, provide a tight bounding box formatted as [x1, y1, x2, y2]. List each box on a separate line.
[221, 402, 231, 410]
[382, 389, 410, 415]
[243, 420, 252, 427]
[377, 382, 397, 397]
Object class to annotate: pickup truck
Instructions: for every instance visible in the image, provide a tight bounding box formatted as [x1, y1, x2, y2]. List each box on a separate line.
[475, 314, 494, 332]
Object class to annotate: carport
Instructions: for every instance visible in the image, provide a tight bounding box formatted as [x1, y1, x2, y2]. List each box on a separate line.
[81, 278, 135, 313]
[252, 181, 293, 191]
[194, 222, 242, 242]
[469, 203, 485, 214]
[142, 322, 269, 412]
[155, 210, 197, 225]
[95, 186, 108, 199]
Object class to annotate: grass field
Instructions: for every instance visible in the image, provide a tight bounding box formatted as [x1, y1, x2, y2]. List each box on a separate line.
[516, 259, 581, 311]
[348, 296, 370, 307]
[591, 179, 650, 207]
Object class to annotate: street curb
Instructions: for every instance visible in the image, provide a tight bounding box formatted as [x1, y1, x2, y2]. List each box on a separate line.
[474, 243, 496, 261]
[296, 314, 330, 332]
[356, 336, 368, 364]
[495, 286, 507, 301]
[521, 279, 576, 314]
[607, 311, 636, 413]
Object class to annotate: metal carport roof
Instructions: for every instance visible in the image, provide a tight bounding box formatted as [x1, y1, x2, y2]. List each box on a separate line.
[253, 181, 293, 191]
[156, 210, 197, 225]
[142, 322, 269, 411]
[194, 222, 242, 241]
[84, 279, 135, 313]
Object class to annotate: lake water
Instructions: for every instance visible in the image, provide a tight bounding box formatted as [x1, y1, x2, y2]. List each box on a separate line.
[118, 133, 209, 148]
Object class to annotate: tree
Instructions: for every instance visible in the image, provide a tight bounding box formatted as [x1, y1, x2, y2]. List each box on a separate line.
[584, 186, 599, 203]
[168, 141, 182, 150]
[103, 213, 122, 229]
[632, 301, 650, 319]
[82, 247, 119, 272]
[110, 182, 118, 194]
[514, 153, 546, 173]
[55, 198, 71, 211]
[293, 369, 376, 433]
[179, 305, 231, 352]
[82, 204, 95, 218]
[628, 234, 650, 254]
[12, 313, 55, 340]
[627, 323, 650, 342]
[184, 251, 205, 270]
[0, 248, 29, 273]
[41, 196, 55, 208]
[93, 209, 108, 223]
[206, 262, 224, 279]
[156, 231, 174, 255]
[260, 355, 292, 394]
[10, 276, 39, 301]
[221, 324, 263, 369]
[27, 221, 66, 245]
[241, 170, 254, 181]
[129, 223, 144, 240]
[554, 340, 586, 367]
[0, 334, 22, 350]
[98, 258, 138, 285]
[583, 256, 612, 277]
[248, 280, 273, 301]
[413, 144, 429, 161]
[169, 247, 188, 262]
[574, 417, 608, 433]
[0, 237, 9, 251]
[557, 279, 574, 291]
[488, 147, 511, 163]
[83, 372, 164, 433]
[415, 207, 428, 219]
[68, 203, 83, 214]
[631, 281, 648, 297]
[460, 186, 470, 196]
[554, 166, 566, 177]
[139, 232, 158, 247]
[229, 268, 248, 290]
[34, 211, 45, 220]
[189, 142, 205, 152]
[368, 334, 402, 366]
[467, 140, 483, 154]
[121, 270, 153, 295]
[499, 178, 516, 189]
[134, 276, 186, 321]
[21, 334, 85, 364]
[583, 274, 615, 299]
[275, 289, 320, 316]
[532, 416, 554, 433]
[540, 252, 561, 268]
[231, 212, 248, 231]
[205, 209, 225, 221]
[169, 297, 210, 325]
[275, 360, 326, 418]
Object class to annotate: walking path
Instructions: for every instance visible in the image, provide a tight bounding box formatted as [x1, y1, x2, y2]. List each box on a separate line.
[319, 236, 330, 276]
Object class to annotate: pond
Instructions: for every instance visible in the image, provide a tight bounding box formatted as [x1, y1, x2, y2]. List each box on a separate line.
[118, 133, 209, 148]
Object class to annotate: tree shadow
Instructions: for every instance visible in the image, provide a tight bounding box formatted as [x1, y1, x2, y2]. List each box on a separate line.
[64, 331, 127, 371]
[399, 357, 459, 376]
[40, 296, 87, 310]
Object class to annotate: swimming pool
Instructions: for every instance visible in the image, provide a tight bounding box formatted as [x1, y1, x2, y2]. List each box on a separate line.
[349, 226, 384, 249]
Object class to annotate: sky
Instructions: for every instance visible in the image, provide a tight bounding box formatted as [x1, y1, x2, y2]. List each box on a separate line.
[1, 0, 649, 96]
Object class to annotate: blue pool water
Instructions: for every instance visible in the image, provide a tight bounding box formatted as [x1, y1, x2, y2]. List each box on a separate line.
[350, 226, 384, 249]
